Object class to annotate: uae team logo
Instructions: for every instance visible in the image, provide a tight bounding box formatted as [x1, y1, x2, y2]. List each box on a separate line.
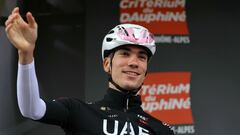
[120, 0, 190, 44]
[140, 72, 195, 134]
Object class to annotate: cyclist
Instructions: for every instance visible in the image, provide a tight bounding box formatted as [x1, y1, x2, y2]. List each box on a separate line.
[5, 7, 174, 135]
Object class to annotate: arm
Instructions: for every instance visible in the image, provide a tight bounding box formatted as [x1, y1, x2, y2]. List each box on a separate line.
[17, 60, 46, 120]
[5, 7, 45, 120]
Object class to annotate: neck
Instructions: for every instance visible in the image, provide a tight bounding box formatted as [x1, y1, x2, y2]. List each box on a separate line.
[109, 83, 123, 92]
[108, 82, 139, 96]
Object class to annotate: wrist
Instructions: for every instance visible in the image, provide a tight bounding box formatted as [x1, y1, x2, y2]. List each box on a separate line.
[18, 50, 34, 65]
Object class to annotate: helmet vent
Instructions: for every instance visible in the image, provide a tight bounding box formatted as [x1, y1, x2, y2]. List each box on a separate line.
[108, 30, 114, 34]
[106, 38, 113, 42]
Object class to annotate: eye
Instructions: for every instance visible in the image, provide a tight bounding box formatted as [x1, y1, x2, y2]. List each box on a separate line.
[139, 54, 148, 61]
[122, 51, 129, 56]
[120, 51, 130, 56]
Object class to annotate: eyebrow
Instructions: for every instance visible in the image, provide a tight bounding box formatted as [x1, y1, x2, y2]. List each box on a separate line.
[118, 47, 148, 56]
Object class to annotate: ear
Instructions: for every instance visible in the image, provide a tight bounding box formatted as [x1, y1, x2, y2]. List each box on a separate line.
[103, 57, 111, 73]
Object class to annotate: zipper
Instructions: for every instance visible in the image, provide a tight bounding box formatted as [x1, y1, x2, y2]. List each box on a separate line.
[125, 94, 130, 134]
[126, 97, 129, 110]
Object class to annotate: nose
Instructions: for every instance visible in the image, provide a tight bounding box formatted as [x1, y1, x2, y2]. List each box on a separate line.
[128, 55, 139, 68]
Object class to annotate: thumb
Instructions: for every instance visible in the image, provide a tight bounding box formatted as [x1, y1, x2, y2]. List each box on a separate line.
[26, 12, 37, 28]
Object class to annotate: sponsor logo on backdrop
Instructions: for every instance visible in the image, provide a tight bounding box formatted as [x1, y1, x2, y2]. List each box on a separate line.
[119, 0, 190, 44]
[139, 72, 195, 134]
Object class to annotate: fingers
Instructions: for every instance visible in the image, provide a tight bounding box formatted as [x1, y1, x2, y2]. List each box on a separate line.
[12, 7, 19, 14]
[5, 7, 20, 26]
[26, 12, 37, 28]
[5, 14, 16, 26]
[5, 7, 23, 36]
[5, 7, 30, 29]
[5, 7, 36, 28]
[5, 23, 13, 33]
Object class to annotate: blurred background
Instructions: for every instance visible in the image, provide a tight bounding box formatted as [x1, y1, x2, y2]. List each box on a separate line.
[0, 0, 240, 135]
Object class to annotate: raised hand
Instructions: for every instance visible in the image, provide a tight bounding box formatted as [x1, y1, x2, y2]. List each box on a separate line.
[5, 7, 38, 64]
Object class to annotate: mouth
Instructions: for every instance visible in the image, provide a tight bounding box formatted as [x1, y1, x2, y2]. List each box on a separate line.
[123, 71, 140, 76]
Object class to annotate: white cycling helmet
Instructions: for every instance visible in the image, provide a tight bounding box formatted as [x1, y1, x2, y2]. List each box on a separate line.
[102, 23, 156, 60]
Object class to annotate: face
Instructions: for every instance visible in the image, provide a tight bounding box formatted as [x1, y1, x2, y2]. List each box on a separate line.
[104, 45, 148, 91]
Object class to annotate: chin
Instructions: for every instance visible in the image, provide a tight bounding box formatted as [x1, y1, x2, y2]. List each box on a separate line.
[120, 80, 142, 90]
[123, 84, 140, 90]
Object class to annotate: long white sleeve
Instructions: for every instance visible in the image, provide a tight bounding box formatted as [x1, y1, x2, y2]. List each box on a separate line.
[17, 60, 46, 120]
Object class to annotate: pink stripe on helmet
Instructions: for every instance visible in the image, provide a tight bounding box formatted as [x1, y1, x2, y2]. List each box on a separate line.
[117, 27, 154, 45]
